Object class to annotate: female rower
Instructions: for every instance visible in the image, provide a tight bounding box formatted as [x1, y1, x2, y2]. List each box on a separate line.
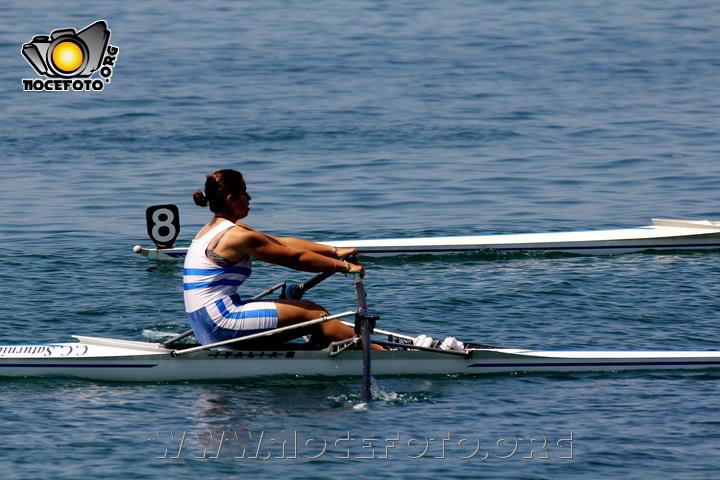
[183, 169, 383, 350]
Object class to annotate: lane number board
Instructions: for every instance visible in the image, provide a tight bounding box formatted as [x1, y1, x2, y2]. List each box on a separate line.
[146, 204, 180, 249]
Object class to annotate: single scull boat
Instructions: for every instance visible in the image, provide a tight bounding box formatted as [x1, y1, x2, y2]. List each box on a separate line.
[2, 273, 719, 383]
[133, 210, 720, 260]
[2, 333, 720, 382]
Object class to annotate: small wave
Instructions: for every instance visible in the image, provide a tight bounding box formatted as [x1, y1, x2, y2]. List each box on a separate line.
[330, 377, 433, 408]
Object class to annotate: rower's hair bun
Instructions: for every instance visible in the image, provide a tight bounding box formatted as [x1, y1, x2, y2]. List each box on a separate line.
[193, 190, 209, 208]
[194, 169, 244, 213]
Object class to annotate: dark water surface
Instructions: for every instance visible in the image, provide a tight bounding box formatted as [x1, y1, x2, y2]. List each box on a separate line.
[1, 0, 720, 478]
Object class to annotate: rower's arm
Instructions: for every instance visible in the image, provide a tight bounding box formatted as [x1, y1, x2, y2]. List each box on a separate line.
[235, 221, 354, 258]
[229, 228, 362, 275]
[270, 236, 333, 255]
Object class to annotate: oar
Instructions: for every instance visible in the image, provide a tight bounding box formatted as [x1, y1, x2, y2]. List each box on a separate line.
[354, 273, 376, 405]
[281, 271, 334, 300]
[279, 252, 363, 300]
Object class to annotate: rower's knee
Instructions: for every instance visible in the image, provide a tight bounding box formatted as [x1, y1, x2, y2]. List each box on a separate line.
[297, 300, 326, 311]
[296, 300, 329, 318]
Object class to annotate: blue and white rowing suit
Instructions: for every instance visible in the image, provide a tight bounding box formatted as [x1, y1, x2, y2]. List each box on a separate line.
[183, 220, 279, 345]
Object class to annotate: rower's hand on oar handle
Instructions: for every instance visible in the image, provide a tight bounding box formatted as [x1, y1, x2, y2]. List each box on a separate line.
[338, 252, 363, 277]
[347, 261, 364, 277]
[335, 247, 359, 262]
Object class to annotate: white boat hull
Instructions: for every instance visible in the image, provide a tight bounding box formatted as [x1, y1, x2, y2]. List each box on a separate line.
[2, 336, 720, 382]
[134, 219, 720, 260]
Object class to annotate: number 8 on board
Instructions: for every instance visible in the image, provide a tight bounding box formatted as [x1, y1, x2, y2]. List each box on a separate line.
[146, 204, 180, 249]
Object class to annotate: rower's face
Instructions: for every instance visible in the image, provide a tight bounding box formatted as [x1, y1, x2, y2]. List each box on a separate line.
[229, 180, 251, 217]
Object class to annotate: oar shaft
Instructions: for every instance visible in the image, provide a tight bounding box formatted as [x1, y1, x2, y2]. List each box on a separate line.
[284, 272, 334, 300]
[253, 282, 287, 300]
[355, 274, 368, 314]
[360, 319, 372, 403]
[354, 274, 372, 404]
[298, 271, 334, 292]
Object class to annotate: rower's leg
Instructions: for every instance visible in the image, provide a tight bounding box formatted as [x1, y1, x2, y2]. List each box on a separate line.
[274, 300, 384, 350]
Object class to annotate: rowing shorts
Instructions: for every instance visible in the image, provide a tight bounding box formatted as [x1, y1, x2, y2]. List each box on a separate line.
[186, 294, 279, 345]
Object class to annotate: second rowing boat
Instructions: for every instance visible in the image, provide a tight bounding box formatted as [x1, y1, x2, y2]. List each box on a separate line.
[134, 217, 720, 260]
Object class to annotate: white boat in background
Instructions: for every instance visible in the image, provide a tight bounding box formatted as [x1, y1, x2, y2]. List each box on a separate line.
[133, 218, 720, 260]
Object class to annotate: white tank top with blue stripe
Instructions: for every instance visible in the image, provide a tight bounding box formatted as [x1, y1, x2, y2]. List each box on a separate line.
[183, 220, 278, 344]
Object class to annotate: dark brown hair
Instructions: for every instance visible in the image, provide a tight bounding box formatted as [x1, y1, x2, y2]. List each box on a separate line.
[193, 169, 244, 213]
